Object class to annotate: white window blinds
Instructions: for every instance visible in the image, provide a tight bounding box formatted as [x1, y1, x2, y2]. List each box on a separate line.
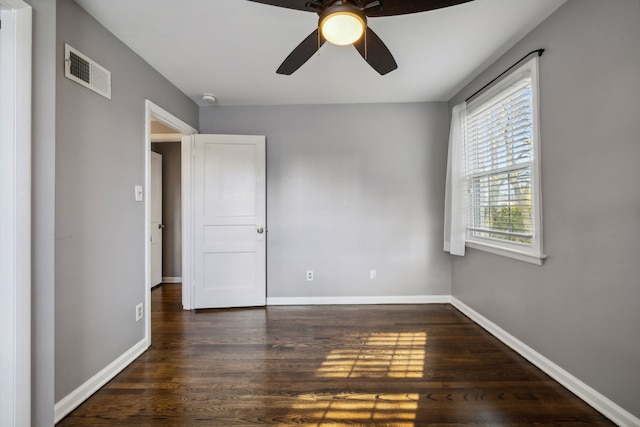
[465, 74, 535, 246]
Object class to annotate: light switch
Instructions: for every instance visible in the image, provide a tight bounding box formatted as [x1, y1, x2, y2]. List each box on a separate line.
[135, 185, 143, 202]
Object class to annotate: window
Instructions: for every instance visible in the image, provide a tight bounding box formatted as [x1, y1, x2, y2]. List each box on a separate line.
[463, 57, 544, 264]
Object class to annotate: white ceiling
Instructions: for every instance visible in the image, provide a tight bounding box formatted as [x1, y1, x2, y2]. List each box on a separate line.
[74, 0, 566, 107]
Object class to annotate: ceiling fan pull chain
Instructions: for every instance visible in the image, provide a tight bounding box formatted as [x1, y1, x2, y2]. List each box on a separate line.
[365, 29, 368, 60]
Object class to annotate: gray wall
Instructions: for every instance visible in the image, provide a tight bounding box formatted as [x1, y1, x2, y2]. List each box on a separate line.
[200, 103, 451, 298]
[151, 142, 182, 278]
[31, 0, 57, 424]
[448, 0, 640, 418]
[55, 0, 198, 401]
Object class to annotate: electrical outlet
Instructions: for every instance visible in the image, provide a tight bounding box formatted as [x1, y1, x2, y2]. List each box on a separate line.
[370, 269, 377, 280]
[306, 270, 314, 281]
[135, 303, 143, 321]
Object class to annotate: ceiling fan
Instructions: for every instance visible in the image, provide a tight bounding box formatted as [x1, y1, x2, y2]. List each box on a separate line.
[247, 0, 475, 75]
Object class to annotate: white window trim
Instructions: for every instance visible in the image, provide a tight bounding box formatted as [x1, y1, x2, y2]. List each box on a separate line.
[464, 56, 545, 265]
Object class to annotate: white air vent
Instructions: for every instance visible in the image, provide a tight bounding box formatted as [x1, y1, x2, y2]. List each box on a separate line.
[64, 44, 111, 99]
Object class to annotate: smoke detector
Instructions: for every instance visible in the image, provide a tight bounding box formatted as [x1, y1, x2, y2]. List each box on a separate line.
[202, 94, 217, 104]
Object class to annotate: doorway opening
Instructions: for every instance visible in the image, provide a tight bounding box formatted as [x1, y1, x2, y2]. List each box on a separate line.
[144, 100, 197, 345]
[150, 121, 182, 288]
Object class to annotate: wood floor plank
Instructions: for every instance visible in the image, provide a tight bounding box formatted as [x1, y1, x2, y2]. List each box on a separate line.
[57, 284, 614, 426]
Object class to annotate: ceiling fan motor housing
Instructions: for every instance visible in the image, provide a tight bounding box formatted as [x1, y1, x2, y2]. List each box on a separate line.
[319, 1, 367, 46]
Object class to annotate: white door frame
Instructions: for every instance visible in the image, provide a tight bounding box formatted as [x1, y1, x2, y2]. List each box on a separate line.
[144, 100, 197, 344]
[0, 1, 32, 426]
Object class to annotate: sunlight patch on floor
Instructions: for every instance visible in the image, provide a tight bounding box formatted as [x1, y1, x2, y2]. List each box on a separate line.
[290, 392, 420, 426]
[317, 332, 427, 379]
[285, 332, 427, 425]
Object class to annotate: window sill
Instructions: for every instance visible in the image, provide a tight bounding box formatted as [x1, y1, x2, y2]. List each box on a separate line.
[466, 241, 546, 266]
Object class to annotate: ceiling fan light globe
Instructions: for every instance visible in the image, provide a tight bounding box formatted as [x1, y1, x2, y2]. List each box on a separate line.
[320, 11, 365, 46]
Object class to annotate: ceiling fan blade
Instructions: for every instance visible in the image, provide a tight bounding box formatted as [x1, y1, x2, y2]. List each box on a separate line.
[246, 0, 322, 13]
[353, 27, 397, 75]
[364, 0, 474, 17]
[277, 29, 326, 75]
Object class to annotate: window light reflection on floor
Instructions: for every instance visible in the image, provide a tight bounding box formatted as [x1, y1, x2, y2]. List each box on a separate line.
[290, 392, 420, 426]
[287, 332, 427, 426]
[316, 332, 427, 379]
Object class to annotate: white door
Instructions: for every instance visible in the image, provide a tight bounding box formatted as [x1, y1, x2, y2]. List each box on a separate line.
[193, 134, 266, 309]
[150, 151, 163, 287]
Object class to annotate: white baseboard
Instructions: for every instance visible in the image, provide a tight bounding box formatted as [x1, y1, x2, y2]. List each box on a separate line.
[267, 295, 451, 305]
[451, 297, 640, 427]
[54, 338, 149, 424]
[161, 276, 182, 283]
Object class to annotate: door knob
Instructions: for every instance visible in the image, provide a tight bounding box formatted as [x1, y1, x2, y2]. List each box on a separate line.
[158, 224, 165, 229]
[257, 227, 264, 234]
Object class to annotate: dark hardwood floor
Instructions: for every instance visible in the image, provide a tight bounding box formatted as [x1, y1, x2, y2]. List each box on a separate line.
[58, 284, 614, 426]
